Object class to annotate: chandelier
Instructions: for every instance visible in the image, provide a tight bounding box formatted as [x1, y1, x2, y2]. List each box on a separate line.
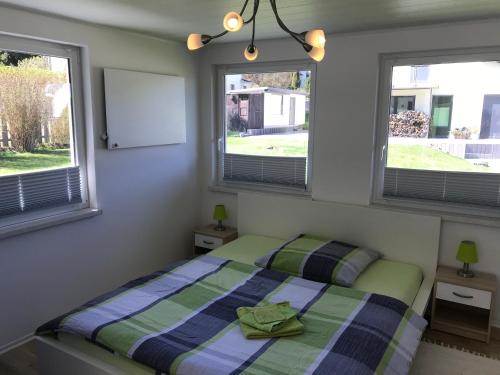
[187, 0, 326, 62]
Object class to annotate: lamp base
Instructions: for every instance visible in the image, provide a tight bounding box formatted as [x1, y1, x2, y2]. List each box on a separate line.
[214, 220, 226, 232]
[457, 263, 474, 278]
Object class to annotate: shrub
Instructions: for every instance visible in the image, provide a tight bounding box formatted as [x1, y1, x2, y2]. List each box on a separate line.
[0, 57, 65, 152]
[50, 106, 71, 146]
[451, 127, 471, 139]
[228, 113, 248, 133]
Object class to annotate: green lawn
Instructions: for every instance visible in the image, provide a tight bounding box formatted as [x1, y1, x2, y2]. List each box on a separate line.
[226, 133, 491, 172]
[0, 140, 491, 176]
[0, 149, 72, 176]
[387, 144, 490, 172]
[226, 133, 309, 157]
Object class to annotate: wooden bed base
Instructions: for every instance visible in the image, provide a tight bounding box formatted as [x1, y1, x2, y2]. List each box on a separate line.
[37, 192, 441, 374]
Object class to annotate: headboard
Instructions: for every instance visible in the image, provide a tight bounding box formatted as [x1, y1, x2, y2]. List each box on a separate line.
[237, 192, 441, 284]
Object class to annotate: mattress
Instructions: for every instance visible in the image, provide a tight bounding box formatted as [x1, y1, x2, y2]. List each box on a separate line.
[210, 234, 423, 306]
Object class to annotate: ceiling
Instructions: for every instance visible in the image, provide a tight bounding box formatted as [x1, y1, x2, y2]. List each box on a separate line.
[2, 0, 500, 43]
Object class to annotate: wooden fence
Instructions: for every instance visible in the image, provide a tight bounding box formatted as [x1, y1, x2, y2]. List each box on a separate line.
[0, 119, 8, 148]
[0, 118, 53, 148]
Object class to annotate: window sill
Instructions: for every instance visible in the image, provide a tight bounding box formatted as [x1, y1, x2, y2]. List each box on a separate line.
[371, 198, 500, 228]
[0, 208, 102, 240]
[209, 183, 312, 198]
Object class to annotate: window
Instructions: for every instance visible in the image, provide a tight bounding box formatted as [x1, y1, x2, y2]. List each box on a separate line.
[430, 96, 453, 138]
[481, 95, 500, 139]
[217, 63, 315, 192]
[374, 49, 500, 217]
[390, 96, 415, 114]
[412, 65, 430, 83]
[0, 35, 88, 226]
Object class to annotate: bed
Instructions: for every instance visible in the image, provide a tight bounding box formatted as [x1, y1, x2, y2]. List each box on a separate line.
[210, 234, 424, 307]
[36, 192, 441, 375]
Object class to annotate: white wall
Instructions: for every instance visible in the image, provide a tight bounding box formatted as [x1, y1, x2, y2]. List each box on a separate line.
[0, 6, 200, 349]
[431, 62, 500, 134]
[199, 19, 500, 326]
[264, 93, 288, 127]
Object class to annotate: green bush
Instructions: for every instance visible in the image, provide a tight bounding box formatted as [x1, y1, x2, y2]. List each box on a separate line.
[228, 113, 248, 133]
[50, 106, 71, 146]
[0, 57, 65, 152]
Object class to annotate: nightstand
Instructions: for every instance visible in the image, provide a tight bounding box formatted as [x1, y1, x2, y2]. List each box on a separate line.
[193, 225, 238, 256]
[431, 265, 497, 343]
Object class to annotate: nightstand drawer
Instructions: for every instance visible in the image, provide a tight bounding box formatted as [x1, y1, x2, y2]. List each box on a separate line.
[436, 282, 492, 310]
[195, 234, 223, 249]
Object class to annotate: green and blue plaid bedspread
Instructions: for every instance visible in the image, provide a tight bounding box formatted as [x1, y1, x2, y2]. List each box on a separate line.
[37, 255, 426, 375]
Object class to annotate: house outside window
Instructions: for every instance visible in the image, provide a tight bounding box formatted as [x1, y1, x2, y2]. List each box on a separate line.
[390, 96, 415, 114]
[0, 34, 89, 228]
[217, 62, 315, 192]
[373, 49, 500, 218]
[269, 94, 284, 115]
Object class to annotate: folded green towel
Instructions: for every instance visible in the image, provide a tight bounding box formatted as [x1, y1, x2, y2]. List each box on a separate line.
[237, 301, 297, 333]
[254, 303, 292, 324]
[237, 301, 303, 339]
[239, 317, 304, 339]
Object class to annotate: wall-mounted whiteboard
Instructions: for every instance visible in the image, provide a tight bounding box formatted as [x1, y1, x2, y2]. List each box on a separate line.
[104, 68, 186, 150]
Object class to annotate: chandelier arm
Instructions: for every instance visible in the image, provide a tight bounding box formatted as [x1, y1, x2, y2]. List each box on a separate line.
[210, 30, 229, 40]
[240, 0, 251, 17]
[250, 0, 257, 46]
[244, 0, 260, 25]
[269, 0, 306, 45]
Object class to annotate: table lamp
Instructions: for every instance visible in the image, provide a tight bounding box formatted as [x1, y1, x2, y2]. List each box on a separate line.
[456, 240, 478, 278]
[213, 204, 228, 231]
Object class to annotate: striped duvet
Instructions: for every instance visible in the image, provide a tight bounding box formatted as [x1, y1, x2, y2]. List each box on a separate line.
[37, 255, 426, 375]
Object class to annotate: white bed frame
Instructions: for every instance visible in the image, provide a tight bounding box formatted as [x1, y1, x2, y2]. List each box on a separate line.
[36, 192, 441, 374]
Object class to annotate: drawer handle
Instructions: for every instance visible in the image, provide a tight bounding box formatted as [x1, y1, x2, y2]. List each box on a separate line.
[203, 240, 215, 245]
[452, 292, 474, 299]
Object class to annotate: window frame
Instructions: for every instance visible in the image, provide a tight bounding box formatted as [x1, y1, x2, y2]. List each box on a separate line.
[215, 60, 317, 194]
[0, 34, 90, 229]
[372, 47, 500, 220]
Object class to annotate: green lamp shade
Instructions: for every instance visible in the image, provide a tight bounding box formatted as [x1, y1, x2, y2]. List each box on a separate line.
[456, 241, 478, 264]
[213, 205, 228, 221]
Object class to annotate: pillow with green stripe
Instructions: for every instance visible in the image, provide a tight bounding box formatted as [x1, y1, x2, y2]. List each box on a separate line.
[254, 234, 381, 287]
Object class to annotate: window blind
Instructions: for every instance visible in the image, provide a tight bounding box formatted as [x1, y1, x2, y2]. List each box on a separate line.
[384, 167, 500, 207]
[0, 167, 82, 217]
[223, 153, 307, 188]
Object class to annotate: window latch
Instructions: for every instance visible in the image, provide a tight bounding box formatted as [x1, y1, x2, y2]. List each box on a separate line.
[381, 144, 387, 161]
[217, 137, 223, 152]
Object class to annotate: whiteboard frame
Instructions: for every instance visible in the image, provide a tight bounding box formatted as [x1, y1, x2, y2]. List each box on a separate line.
[104, 68, 186, 150]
